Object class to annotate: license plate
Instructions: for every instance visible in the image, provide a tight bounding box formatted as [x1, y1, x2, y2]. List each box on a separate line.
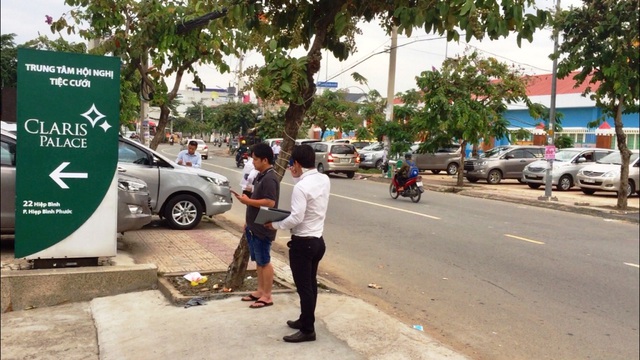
[416, 181, 423, 187]
[583, 178, 595, 183]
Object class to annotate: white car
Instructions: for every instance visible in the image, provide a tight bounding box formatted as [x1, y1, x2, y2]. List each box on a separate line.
[181, 139, 209, 160]
[522, 148, 615, 191]
[576, 150, 640, 196]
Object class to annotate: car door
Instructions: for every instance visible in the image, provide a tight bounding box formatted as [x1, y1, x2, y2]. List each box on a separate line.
[117, 139, 162, 210]
[0, 134, 17, 233]
[503, 149, 528, 178]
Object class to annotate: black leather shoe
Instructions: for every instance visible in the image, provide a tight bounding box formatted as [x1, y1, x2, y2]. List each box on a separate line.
[286, 320, 302, 329]
[283, 331, 316, 343]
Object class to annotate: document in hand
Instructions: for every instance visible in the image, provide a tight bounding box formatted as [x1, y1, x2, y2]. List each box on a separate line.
[254, 206, 291, 224]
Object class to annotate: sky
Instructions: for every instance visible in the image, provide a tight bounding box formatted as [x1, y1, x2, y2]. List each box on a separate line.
[2, 0, 584, 97]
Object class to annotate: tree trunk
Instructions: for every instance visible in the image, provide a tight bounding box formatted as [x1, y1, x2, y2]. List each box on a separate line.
[150, 104, 170, 150]
[224, 233, 250, 289]
[613, 98, 630, 210]
[223, 9, 335, 288]
[457, 140, 466, 186]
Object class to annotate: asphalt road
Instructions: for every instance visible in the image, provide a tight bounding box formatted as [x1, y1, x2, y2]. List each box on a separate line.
[161, 146, 639, 360]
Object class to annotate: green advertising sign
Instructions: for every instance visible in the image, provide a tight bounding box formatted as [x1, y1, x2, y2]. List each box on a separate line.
[16, 49, 120, 258]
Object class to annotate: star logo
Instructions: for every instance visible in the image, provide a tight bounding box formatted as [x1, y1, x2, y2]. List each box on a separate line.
[99, 121, 111, 132]
[81, 104, 107, 128]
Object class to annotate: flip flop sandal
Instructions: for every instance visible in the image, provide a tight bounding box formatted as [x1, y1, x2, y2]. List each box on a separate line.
[249, 300, 274, 309]
[241, 294, 260, 302]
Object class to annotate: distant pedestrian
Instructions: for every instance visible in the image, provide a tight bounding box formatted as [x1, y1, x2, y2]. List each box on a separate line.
[232, 143, 280, 309]
[266, 144, 330, 343]
[272, 141, 281, 162]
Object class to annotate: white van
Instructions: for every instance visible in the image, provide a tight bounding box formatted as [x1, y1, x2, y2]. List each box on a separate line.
[263, 138, 283, 147]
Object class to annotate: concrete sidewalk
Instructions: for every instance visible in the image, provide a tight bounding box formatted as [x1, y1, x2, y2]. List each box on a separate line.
[1, 216, 468, 359]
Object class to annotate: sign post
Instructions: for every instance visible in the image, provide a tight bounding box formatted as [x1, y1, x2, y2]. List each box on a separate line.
[16, 49, 120, 262]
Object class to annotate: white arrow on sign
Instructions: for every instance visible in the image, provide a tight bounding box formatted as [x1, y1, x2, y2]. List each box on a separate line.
[49, 162, 88, 189]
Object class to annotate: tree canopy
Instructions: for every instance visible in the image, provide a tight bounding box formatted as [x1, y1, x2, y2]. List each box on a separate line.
[554, 0, 639, 208]
[413, 51, 538, 185]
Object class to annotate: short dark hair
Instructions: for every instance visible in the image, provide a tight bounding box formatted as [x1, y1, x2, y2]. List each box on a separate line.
[252, 143, 274, 164]
[188, 140, 198, 146]
[291, 145, 315, 168]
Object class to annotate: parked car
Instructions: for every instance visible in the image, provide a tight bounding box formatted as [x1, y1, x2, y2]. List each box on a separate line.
[310, 141, 360, 178]
[358, 142, 385, 170]
[464, 145, 545, 184]
[351, 141, 372, 150]
[0, 130, 152, 235]
[116, 174, 153, 233]
[181, 139, 209, 160]
[576, 150, 640, 196]
[118, 136, 232, 230]
[295, 138, 321, 146]
[412, 143, 462, 175]
[263, 138, 283, 147]
[522, 147, 615, 191]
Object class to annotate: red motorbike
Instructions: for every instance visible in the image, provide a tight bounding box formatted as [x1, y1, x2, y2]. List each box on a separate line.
[389, 173, 424, 203]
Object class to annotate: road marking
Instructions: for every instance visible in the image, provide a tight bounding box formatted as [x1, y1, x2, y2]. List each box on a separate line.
[201, 162, 440, 220]
[624, 262, 639, 268]
[330, 193, 440, 220]
[504, 234, 545, 245]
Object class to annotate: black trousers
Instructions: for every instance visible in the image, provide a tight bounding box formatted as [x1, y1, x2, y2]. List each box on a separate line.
[288, 235, 326, 334]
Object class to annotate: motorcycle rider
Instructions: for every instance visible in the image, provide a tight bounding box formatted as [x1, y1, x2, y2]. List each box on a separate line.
[395, 153, 416, 191]
[236, 140, 249, 166]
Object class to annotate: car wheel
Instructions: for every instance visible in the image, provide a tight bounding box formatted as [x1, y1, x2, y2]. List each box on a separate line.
[446, 163, 459, 175]
[487, 169, 502, 184]
[466, 177, 479, 183]
[164, 194, 203, 230]
[317, 163, 325, 174]
[346, 171, 355, 179]
[389, 183, 399, 199]
[431, 170, 441, 175]
[375, 159, 383, 170]
[620, 180, 635, 197]
[527, 183, 541, 189]
[517, 178, 525, 184]
[581, 189, 596, 195]
[557, 175, 572, 191]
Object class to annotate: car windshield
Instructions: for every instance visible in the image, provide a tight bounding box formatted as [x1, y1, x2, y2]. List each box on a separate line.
[596, 152, 640, 165]
[554, 150, 581, 162]
[482, 146, 509, 158]
[362, 143, 383, 151]
[331, 145, 356, 154]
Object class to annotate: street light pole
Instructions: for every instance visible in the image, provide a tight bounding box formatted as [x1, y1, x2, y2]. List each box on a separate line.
[540, 0, 561, 202]
[383, 26, 398, 177]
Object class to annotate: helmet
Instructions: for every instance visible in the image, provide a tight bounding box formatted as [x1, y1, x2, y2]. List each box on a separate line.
[241, 140, 246, 145]
[404, 153, 412, 160]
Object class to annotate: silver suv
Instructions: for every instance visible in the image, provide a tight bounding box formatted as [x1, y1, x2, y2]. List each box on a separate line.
[118, 136, 232, 230]
[522, 148, 615, 191]
[412, 143, 462, 175]
[358, 142, 385, 170]
[464, 145, 545, 184]
[311, 141, 360, 178]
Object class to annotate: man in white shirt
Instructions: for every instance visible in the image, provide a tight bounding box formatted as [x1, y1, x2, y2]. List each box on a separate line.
[271, 141, 281, 162]
[266, 145, 330, 343]
[239, 146, 259, 196]
[175, 140, 202, 168]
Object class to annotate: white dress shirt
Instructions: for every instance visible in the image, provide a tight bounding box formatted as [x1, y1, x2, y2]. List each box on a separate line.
[272, 169, 330, 237]
[239, 158, 259, 191]
[175, 150, 202, 168]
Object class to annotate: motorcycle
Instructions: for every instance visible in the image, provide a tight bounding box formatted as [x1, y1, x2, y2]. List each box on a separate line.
[169, 137, 174, 146]
[236, 152, 249, 168]
[389, 173, 424, 203]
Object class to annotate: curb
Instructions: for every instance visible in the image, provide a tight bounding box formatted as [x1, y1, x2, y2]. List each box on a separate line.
[1, 263, 158, 313]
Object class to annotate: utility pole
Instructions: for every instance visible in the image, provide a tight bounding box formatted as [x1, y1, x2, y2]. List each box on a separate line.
[539, 0, 561, 202]
[383, 26, 398, 177]
[238, 54, 244, 103]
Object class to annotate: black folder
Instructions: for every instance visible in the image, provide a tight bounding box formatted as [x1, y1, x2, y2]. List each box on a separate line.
[254, 206, 291, 224]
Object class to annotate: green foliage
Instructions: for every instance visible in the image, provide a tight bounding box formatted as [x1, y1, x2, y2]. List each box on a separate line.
[554, 134, 574, 149]
[210, 102, 258, 136]
[255, 107, 287, 139]
[306, 90, 361, 139]
[511, 128, 531, 142]
[1, 34, 18, 88]
[22, 35, 87, 53]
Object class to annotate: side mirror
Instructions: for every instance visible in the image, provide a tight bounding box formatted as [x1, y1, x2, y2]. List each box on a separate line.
[504, 154, 514, 160]
[577, 157, 586, 163]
